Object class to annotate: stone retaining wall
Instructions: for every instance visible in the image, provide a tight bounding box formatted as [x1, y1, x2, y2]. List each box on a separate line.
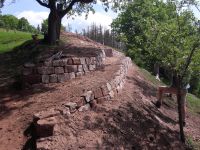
[33, 56, 132, 149]
[23, 49, 106, 84]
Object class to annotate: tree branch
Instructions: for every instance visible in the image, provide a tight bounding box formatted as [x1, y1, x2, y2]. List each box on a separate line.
[60, 0, 93, 17]
[181, 42, 199, 81]
[36, 0, 50, 8]
[60, 0, 78, 17]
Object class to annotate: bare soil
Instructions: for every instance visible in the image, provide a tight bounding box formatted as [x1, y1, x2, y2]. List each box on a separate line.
[0, 32, 199, 150]
[0, 63, 200, 149]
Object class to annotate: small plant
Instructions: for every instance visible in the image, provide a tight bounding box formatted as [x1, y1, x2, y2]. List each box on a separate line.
[32, 34, 38, 41]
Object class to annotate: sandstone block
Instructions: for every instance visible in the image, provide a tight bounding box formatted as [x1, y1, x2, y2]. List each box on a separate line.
[69, 72, 75, 79]
[114, 76, 121, 85]
[75, 72, 83, 77]
[55, 67, 64, 74]
[72, 57, 81, 65]
[49, 74, 57, 83]
[109, 90, 115, 98]
[64, 73, 70, 80]
[52, 60, 60, 67]
[44, 61, 52, 67]
[80, 58, 86, 64]
[59, 59, 67, 66]
[94, 88, 103, 99]
[90, 57, 96, 64]
[62, 59, 68, 66]
[85, 58, 91, 64]
[38, 67, 54, 75]
[83, 91, 94, 103]
[104, 48, 113, 57]
[77, 65, 83, 72]
[42, 75, 49, 83]
[36, 117, 57, 138]
[101, 85, 110, 96]
[78, 104, 91, 112]
[100, 49, 106, 60]
[110, 80, 117, 89]
[88, 65, 96, 71]
[23, 68, 33, 75]
[61, 107, 71, 116]
[57, 73, 67, 82]
[82, 64, 89, 72]
[73, 97, 85, 108]
[106, 83, 112, 91]
[65, 65, 77, 73]
[67, 58, 73, 65]
[64, 102, 77, 112]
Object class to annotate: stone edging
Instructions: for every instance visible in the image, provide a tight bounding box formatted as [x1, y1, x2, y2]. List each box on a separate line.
[33, 56, 132, 149]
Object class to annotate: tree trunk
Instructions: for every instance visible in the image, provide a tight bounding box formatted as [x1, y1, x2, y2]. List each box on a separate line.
[177, 76, 185, 143]
[47, 9, 62, 45]
[154, 63, 160, 80]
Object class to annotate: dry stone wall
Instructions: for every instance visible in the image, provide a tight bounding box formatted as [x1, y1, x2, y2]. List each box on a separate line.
[23, 49, 106, 84]
[33, 56, 132, 149]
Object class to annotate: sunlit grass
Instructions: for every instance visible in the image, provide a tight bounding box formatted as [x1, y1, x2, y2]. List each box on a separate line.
[0, 28, 43, 53]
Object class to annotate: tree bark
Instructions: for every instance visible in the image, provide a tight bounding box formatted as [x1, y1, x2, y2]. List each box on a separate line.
[47, 9, 62, 45]
[177, 76, 185, 143]
[154, 63, 159, 76]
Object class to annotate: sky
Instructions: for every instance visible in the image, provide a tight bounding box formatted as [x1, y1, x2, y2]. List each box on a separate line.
[1, 0, 118, 32]
[1, 0, 200, 32]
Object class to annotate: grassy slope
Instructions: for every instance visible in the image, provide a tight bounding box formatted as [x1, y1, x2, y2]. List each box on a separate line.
[140, 68, 200, 149]
[140, 68, 200, 114]
[0, 28, 42, 53]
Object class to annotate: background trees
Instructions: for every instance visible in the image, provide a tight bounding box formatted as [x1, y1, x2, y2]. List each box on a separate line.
[0, 14, 38, 33]
[112, 0, 200, 142]
[35, 0, 131, 45]
[81, 23, 125, 49]
[112, 0, 200, 96]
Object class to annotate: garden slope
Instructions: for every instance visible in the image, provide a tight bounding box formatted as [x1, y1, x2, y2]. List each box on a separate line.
[0, 32, 199, 150]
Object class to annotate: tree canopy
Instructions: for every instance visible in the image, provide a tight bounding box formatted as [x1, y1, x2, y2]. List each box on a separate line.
[0, 14, 38, 33]
[111, 0, 200, 142]
[112, 0, 200, 85]
[34, 0, 131, 44]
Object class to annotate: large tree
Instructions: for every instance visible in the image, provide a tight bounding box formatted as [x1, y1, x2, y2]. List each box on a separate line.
[36, 0, 93, 44]
[35, 0, 130, 45]
[112, 0, 200, 142]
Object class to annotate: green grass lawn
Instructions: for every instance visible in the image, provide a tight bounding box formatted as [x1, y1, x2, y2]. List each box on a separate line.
[0, 28, 42, 53]
[187, 93, 200, 114]
[140, 68, 200, 113]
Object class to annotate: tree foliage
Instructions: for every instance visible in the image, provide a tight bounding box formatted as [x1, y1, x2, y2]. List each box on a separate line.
[34, 0, 132, 44]
[112, 0, 200, 142]
[0, 14, 38, 33]
[81, 23, 125, 49]
[112, 0, 200, 86]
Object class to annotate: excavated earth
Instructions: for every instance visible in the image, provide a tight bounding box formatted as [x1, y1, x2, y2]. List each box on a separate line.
[0, 32, 200, 150]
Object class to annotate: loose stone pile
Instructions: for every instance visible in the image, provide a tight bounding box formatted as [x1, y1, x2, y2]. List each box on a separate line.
[23, 49, 106, 84]
[33, 55, 132, 149]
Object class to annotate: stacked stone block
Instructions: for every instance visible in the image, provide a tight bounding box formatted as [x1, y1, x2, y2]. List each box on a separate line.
[23, 56, 104, 84]
[28, 46, 132, 149]
[33, 57, 132, 149]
